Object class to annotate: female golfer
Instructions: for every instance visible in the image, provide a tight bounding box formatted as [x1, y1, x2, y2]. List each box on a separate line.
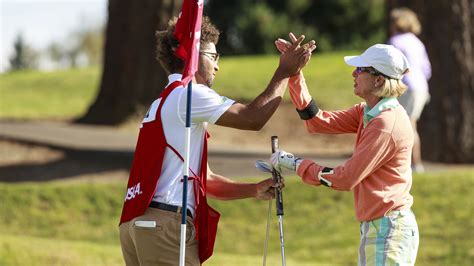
[272, 39, 419, 265]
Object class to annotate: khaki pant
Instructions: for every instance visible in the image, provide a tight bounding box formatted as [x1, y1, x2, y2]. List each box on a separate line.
[120, 207, 199, 266]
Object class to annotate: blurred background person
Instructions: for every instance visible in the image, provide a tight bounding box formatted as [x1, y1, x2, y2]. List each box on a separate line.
[388, 7, 432, 173]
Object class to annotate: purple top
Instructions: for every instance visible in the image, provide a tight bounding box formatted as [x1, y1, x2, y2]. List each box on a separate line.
[388, 33, 431, 91]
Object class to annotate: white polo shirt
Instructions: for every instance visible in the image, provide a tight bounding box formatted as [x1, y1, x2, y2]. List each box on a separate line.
[144, 74, 235, 215]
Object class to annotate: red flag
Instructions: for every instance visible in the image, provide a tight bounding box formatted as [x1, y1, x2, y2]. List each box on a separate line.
[174, 0, 204, 86]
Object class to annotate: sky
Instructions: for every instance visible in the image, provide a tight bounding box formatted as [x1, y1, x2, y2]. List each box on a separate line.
[0, 0, 107, 72]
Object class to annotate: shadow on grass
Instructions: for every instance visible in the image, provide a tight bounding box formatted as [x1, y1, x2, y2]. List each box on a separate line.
[0, 145, 133, 182]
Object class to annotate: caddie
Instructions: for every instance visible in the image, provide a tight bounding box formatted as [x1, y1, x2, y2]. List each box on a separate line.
[273, 38, 419, 265]
[118, 17, 315, 265]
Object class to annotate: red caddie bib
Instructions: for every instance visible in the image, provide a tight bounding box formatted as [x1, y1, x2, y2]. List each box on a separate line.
[119, 81, 220, 263]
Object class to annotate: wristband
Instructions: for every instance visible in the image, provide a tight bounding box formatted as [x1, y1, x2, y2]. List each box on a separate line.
[318, 167, 334, 187]
[296, 99, 319, 120]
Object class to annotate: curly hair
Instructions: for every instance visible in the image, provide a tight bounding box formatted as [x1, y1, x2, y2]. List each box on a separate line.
[155, 16, 220, 74]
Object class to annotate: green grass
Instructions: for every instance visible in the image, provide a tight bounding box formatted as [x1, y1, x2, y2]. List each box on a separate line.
[0, 68, 100, 119]
[0, 235, 123, 266]
[0, 52, 359, 120]
[214, 51, 359, 109]
[1, 171, 473, 265]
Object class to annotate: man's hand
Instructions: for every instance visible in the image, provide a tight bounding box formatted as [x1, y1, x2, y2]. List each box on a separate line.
[255, 178, 281, 200]
[275, 38, 291, 54]
[275, 32, 316, 76]
[277, 34, 316, 77]
[271, 149, 302, 172]
[275, 32, 316, 54]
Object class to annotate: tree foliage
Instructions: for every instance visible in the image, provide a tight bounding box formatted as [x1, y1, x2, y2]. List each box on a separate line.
[206, 0, 386, 54]
[47, 26, 104, 68]
[77, 26, 105, 66]
[8, 34, 38, 71]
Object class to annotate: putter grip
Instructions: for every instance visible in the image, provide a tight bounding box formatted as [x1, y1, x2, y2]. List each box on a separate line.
[271, 136, 278, 153]
[271, 136, 284, 216]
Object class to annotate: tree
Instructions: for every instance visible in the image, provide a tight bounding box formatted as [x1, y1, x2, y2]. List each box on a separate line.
[387, 0, 474, 163]
[9, 34, 38, 71]
[77, 0, 181, 124]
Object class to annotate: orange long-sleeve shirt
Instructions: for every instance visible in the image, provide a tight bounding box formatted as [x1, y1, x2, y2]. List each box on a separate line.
[289, 73, 414, 221]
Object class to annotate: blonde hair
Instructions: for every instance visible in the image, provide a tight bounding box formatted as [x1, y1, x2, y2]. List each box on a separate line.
[374, 78, 407, 98]
[390, 7, 421, 35]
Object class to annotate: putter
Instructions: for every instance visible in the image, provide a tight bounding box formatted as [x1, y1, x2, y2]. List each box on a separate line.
[255, 136, 286, 266]
[271, 136, 286, 266]
[262, 136, 286, 266]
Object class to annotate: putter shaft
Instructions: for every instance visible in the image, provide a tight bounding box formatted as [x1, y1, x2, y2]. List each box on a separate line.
[278, 215, 286, 266]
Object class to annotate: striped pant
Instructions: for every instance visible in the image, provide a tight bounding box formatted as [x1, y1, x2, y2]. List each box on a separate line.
[358, 209, 419, 266]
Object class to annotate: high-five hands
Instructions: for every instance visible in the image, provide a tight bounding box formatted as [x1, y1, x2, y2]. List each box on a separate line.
[277, 34, 316, 76]
[275, 32, 316, 54]
[276, 33, 316, 76]
[271, 149, 302, 173]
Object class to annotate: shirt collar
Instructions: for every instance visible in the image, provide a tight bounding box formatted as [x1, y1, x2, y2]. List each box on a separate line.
[363, 97, 399, 127]
[166, 73, 183, 86]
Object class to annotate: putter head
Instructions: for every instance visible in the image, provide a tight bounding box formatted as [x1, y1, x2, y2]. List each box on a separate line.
[255, 160, 273, 173]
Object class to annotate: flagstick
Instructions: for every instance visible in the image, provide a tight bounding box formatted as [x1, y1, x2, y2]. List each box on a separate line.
[179, 81, 193, 266]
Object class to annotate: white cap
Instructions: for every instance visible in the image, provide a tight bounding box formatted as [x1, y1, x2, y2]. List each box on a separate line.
[344, 44, 409, 79]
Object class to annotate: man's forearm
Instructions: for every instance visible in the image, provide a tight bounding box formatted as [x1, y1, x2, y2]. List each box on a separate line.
[245, 39, 313, 127]
[214, 68, 289, 131]
[207, 172, 257, 200]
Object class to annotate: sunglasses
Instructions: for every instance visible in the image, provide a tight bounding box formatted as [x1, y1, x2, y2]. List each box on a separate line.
[355, 67, 387, 77]
[200, 51, 220, 63]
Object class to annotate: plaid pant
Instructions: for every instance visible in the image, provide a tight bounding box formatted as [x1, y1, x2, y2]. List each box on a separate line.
[358, 209, 419, 266]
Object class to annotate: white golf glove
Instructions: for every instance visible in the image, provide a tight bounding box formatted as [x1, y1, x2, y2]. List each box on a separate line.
[271, 149, 302, 172]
